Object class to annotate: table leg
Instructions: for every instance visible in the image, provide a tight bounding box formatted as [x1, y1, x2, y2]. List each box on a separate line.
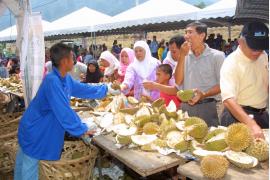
[97, 154, 103, 180]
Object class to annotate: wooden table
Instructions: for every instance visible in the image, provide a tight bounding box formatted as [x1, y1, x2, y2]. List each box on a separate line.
[93, 134, 186, 177]
[177, 129, 269, 180]
[177, 161, 269, 180]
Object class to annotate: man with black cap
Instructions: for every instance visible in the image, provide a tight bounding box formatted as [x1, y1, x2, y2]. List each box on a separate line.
[220, 21, 269, 138]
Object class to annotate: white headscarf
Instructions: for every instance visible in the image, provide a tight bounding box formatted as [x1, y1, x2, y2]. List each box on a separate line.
[165, 51, 177, 68]
[100, 51, 120, 76]
[131, 41, 158, 79]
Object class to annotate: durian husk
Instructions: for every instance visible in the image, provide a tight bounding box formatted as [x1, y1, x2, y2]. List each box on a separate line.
[185, 117, 208, 139]
[127, 96, 139, 105]
[225, 123, 253, 151]
[246, 138, 269, 161]
[225, 150, 258, 169]
[115, 135, 132, 145]
[152, 98, 165, 108]
[143, 122, 160, 135]
[204, 133, 228, 151]
[119, 107, 139, 115]
[134, 115, 151, 127]
[200, 155, 229, 179]
[177, 89, 194, 102]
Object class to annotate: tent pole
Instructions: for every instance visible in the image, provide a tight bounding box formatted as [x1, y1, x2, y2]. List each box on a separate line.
[228, 23, 231, 40]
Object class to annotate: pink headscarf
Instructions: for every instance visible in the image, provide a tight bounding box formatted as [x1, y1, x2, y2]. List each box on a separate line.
[118, 48, 135, 76]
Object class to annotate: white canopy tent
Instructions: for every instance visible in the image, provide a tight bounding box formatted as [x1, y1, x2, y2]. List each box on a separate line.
[198, 0, 237, 20]
[95, 0, 200, 33]
[0, 20, 51, 42]
[45, 7, 112, 37]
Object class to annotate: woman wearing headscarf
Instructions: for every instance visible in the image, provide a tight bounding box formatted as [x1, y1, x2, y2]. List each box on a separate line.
[84, 60, 103, 83]
[118, 48, 135, 82]
[120, 41, 160, 101]
[99, 51, 120, 82]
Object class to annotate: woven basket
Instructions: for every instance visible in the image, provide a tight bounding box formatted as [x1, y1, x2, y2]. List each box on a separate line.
[0, 139, 18, 173]
[0, 112, 22, 126]
[40, 141, 98, 180]
[0, 114, 20, 174]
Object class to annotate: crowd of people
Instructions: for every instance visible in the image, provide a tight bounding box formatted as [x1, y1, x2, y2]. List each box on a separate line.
[0, 21, 268, 180]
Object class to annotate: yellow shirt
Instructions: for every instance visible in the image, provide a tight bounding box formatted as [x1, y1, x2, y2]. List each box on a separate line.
[158, 47, 164, 60]
[220, 47, 268, 109]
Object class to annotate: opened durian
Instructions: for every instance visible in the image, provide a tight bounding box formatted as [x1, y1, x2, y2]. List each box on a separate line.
[166, 131, 189, 152]
[200, 155, 229, 179]
[177, 89, 194, 102]
[204, 132, 228, 151]
[184, 117, 208, 139]
[134, 115, 151, 127]
[116, 135, 132, 145]
[246, 138, 269, 161]
[225, 150, 258, 169]
[143, 122, 160, 135]
[131, 134, 157, 146]
[225, 123, 253, 151]
[193, 149, 224, 159]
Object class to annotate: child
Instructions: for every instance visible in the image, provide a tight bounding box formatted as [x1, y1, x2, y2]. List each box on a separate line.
[156, 64, 181, 108]
[117, 48, 134, 83]
[99, 51, 119, 82]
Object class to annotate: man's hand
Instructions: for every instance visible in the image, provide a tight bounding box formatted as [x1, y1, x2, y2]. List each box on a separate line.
[143, 81, 156, 90]
[179, 41, 190, 61]
[247, 120, 265, 139]
[188, 89, 204, 106]
[84, 130, 96, 136]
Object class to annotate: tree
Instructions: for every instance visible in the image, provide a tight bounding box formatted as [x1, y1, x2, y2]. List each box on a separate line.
[195, 1, 206, 9]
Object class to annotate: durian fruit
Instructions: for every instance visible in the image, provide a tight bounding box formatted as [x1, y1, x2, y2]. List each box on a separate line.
[134, 115, 151, 127]
[116, 135, 132, 145]
[200, 155, 229, 179]
[143, 122, 160, 135]
[204, 128, 226, 142]
[204, 132, 228, 151]
[225, 150, 258, 169]
[177, 89, 194, 102]
[151, 98, 165, 108]
[184, 117, 208, 139]
[246, 138, 269, 161]
[131, 134, 157, 146]
[193, 149, 224, 159]
[150, 113, 159, 122]
[119, 107, 139, 115]
[127, 96, 139, 105]
[225, 123, 253, 151]
[166, 131, 189, 152]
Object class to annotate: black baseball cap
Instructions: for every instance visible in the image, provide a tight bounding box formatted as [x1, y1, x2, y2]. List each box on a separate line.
[241, 22, 269, 50]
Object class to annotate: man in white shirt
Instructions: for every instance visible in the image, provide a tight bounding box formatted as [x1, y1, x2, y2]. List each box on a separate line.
[220, 22, 269, 138]
[46, 57, 87, 81]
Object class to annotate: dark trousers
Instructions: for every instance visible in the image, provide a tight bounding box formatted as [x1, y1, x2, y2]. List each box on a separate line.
[221, 108, 269, 128]
[152, 52, 158, 59]
[181, 101, 219, 127]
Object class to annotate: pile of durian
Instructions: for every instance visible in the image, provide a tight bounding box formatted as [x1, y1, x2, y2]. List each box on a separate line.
[0, 76, 23, 94]
[91, 94, 269, 179]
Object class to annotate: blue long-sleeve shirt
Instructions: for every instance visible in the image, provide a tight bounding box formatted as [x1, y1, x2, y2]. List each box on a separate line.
[18, 67, 108, 160]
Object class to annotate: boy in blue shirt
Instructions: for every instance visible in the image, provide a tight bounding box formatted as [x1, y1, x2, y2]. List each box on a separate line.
[14, 43, 109, 180]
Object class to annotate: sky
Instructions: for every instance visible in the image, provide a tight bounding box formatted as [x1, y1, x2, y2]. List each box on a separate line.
[0, 0, 219, 31]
